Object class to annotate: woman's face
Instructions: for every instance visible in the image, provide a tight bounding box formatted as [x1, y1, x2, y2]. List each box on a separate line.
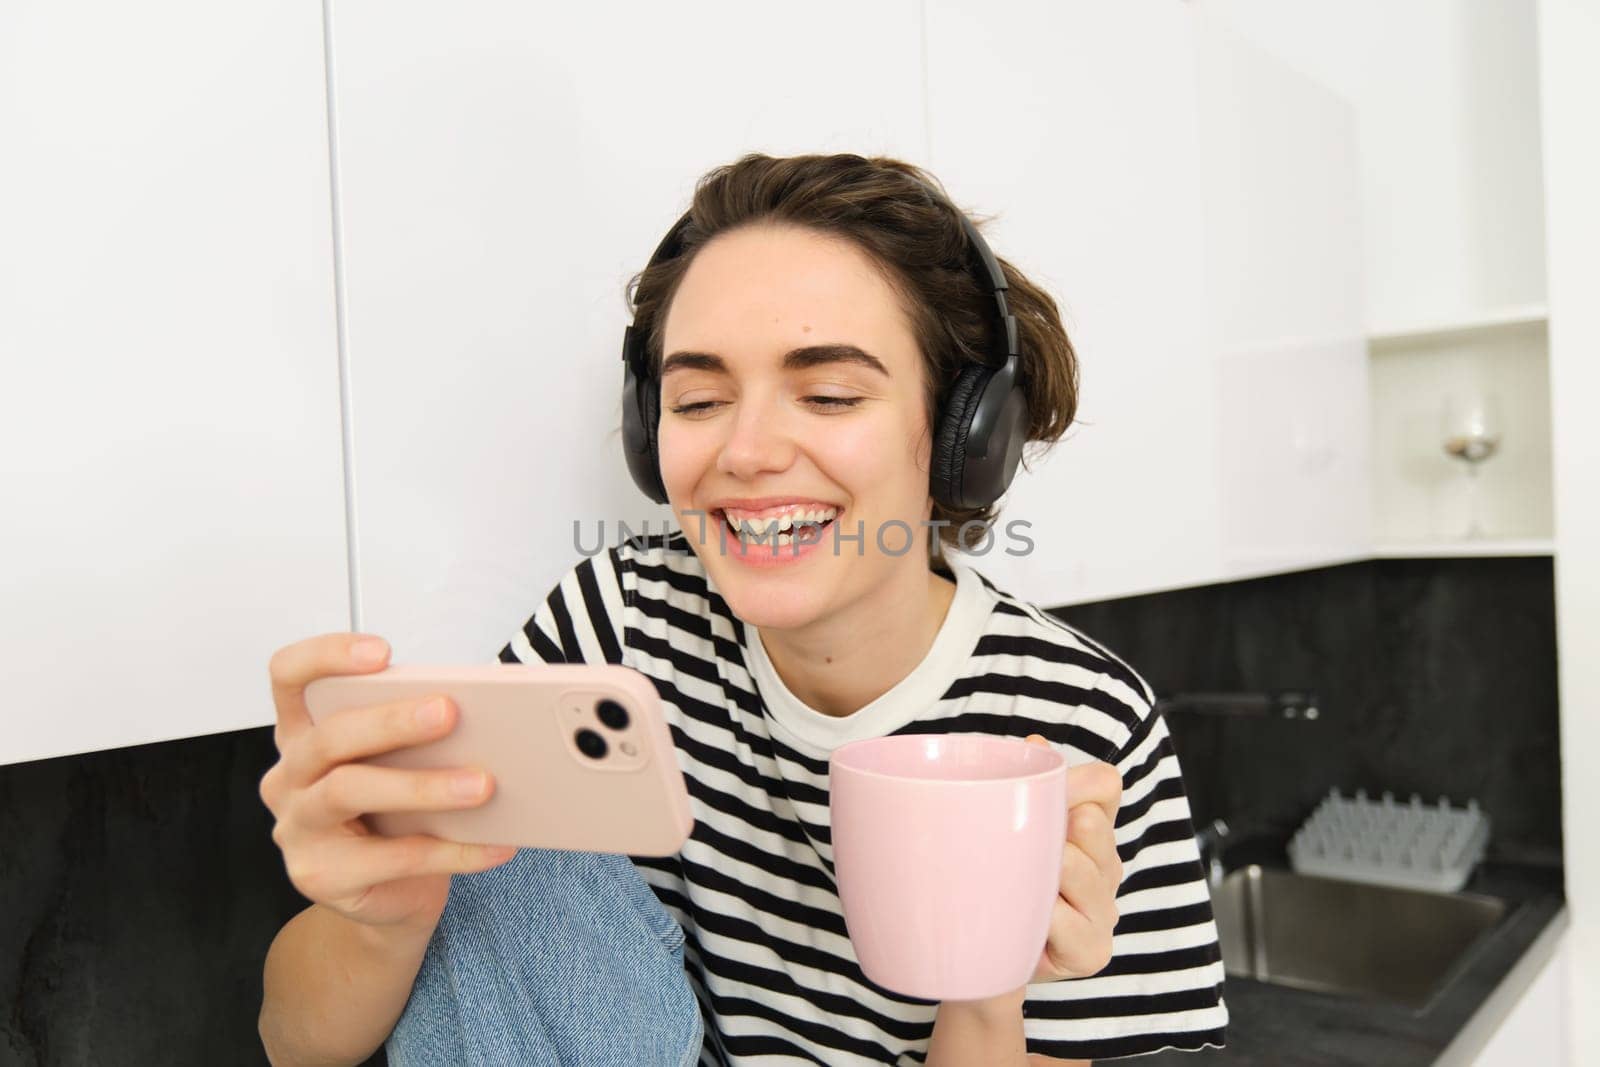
[657, 222, 936, 630]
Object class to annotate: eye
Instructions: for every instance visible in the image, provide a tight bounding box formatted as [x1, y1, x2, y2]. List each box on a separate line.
[667, 400, 722, 416]
[668, 397, 862, 416]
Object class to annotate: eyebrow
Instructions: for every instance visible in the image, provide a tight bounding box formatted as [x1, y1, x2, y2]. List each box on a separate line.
[659, 343, 891, 380]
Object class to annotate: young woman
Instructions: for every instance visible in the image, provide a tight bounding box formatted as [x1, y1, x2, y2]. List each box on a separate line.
[258, 153, 1228, 1065]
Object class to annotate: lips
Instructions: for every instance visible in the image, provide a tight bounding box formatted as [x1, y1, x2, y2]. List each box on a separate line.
[711, 499, 843, 520]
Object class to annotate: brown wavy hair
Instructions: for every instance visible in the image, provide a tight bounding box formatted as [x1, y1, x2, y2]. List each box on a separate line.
[624, 151, 1079, 560]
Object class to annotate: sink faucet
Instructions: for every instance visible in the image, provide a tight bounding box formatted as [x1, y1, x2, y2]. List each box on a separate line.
[1195, 817, 1230, 889]
[1155, 690, 1321, 720]
[1155, 691, 1318, 889]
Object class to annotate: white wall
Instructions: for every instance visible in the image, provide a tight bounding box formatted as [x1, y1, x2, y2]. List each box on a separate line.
[0, 0, 347, 765]
[1537, 0, 1600, 1061]
[1468, 927, 1570, 1066]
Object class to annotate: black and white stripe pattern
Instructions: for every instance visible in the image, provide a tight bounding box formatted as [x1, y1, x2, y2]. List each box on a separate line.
[500, 529, 1227, 1063]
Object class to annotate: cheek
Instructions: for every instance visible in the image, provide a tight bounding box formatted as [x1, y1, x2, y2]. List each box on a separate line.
[815, 416, 901, 477]
[823, 415, 932, 502]
[655, 422, 708, 494]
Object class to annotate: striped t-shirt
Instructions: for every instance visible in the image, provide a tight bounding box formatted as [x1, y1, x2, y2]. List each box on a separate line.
[499, 528, 1228, 1063]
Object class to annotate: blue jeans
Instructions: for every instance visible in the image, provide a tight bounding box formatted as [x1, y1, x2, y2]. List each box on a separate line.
[384, 847, 704, 1067]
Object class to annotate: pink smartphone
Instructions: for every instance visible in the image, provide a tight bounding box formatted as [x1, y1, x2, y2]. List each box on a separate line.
[303, 663, 692, 857]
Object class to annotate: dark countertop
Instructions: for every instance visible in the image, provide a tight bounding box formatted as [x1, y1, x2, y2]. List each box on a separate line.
[1141, 840, 1567, 1067]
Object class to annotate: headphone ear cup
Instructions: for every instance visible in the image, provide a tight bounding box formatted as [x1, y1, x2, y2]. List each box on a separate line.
[639, 380, 666, 504]
[642, 379, 661, 456]
[620, 338, 669, 505]
[930, 364, 991, 510]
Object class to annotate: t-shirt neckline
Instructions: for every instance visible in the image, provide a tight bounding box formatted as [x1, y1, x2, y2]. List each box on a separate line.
[741, 557, 997, 752]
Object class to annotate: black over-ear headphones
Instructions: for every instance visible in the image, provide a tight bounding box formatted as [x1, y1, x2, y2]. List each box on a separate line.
[620, 193, 1028, 511]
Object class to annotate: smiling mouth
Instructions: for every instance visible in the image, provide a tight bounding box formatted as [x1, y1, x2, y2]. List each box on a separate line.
[711, 509, 841, 547]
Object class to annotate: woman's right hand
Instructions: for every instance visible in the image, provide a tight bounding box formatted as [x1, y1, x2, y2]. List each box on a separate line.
[260, 633, 518, 935]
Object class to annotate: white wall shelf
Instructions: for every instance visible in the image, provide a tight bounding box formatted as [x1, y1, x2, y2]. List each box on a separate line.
[1368, 304, 1550, 347]
[1366, 325, 1553, 547]
[1371, 539, 1555, 560]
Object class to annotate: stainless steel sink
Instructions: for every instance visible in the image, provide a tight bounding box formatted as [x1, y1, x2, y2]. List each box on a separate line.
[1211, 864, 1510, 1010]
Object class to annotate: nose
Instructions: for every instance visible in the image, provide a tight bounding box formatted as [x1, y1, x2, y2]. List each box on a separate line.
[714, 390, 797, 481]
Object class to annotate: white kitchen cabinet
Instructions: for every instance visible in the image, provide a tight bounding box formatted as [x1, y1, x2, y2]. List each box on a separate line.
[1195, 16, 1369, 580]
[926, 2, 1366, 606]
[1196, 0, 1548, 336]
[924, 1, 1218, 605]
[323, 0, 928, 660]
[1199, 0, 1556, 555]
[0, 2, 1455, 763]
[0, 0, 346, 765]
[313, 0, 1373, 654]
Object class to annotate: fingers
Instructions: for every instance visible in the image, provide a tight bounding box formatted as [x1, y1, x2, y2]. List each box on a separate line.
[1058, 841, 1119, 926]
[284, 833, 517, 905]
[1024, 737, 1124, 980]
[269, 633, 391, 741]
[1024, 738, 1124, 871]
[1049, 816, 1121, 979]
[1023, 738, 1123, 833]
[281, 692, 457, 786]
[296, 762, 496, 831]
[1041, 885, 1116, 978]
[1067, 802, 1125, 893]
[1063, 760, 1122, 835]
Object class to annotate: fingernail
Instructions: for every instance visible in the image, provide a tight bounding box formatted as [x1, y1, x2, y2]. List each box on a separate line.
[353, 638, 388, 666]
[451, 771, 486, 799]
[416, 698, 448, 729]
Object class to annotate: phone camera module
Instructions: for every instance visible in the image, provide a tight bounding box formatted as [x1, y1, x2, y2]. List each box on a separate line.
[575, 728, 608, 760]
[596, 698, 630, 731]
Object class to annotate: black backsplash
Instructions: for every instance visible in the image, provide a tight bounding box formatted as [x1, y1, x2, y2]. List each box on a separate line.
[1052, 556, 1564, 864]
[0, 725, 305, 1066]
[0, 556, 1562, 1064]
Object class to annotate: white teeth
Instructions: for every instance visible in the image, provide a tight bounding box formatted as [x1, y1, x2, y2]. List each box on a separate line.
[722, 506, 839, 543]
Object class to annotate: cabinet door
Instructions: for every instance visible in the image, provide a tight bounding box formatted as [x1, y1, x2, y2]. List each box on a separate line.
[1199, 0, 1547, 334]
[1195, 15, 1370, 579]
[0, 0, 346, 765]
[925, 0, 1220, 605]
[928, 2, 1367, 605]
[325, 1, 927, 658]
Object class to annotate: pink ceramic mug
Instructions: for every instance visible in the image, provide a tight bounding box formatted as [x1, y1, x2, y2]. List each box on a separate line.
[829, 732, 1069, 1001]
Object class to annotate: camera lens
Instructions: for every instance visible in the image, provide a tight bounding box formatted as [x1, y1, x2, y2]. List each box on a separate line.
[596, 698, 630, 731]
[575, 728, 608, 759]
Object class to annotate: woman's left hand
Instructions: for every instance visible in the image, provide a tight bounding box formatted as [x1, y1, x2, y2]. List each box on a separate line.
[1024, 736, 1124, 983]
